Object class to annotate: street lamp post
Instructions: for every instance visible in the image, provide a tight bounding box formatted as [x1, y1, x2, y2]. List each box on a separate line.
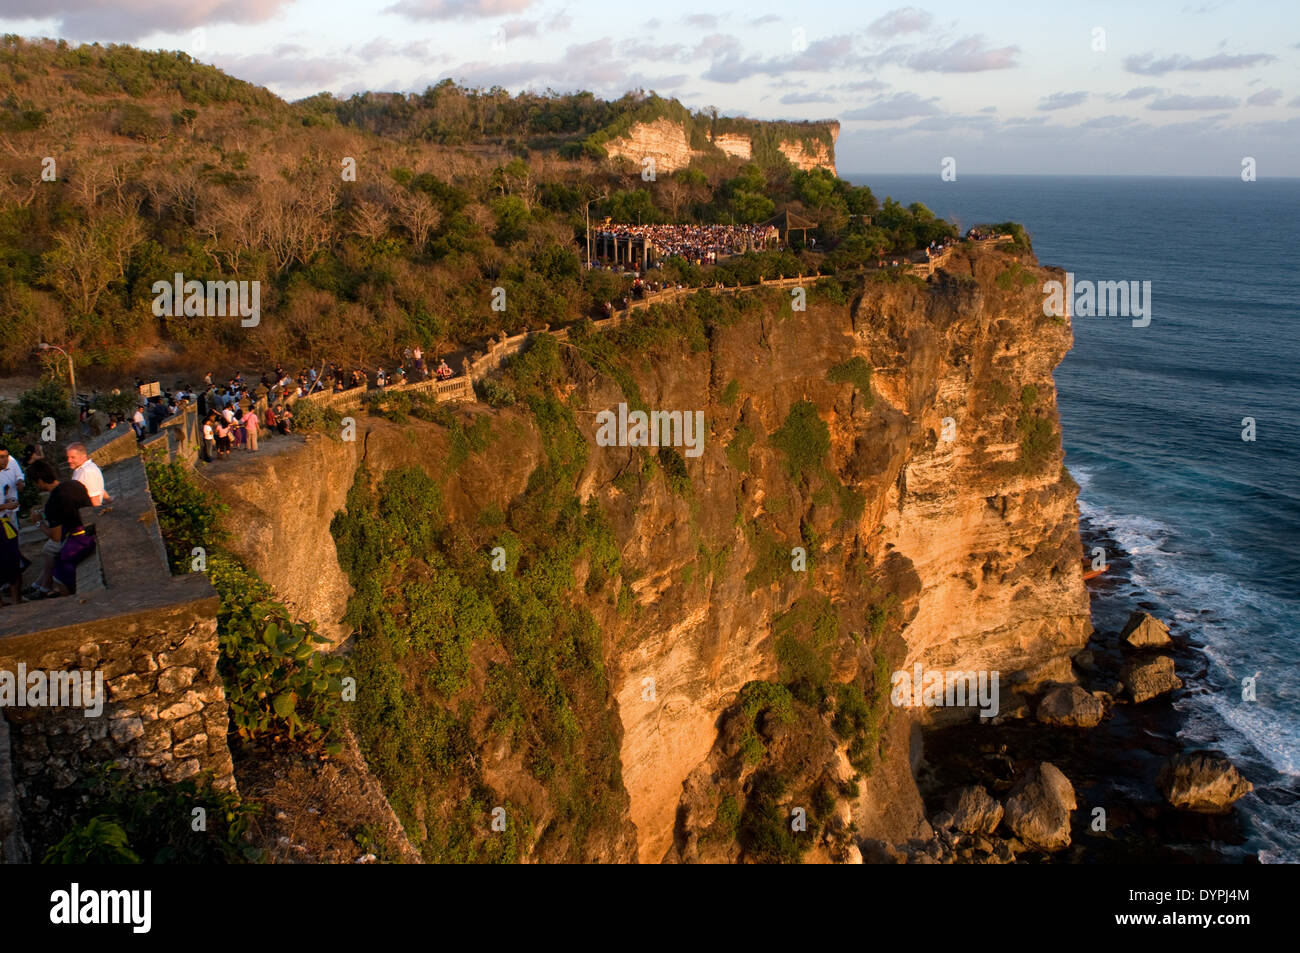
[584, 198, 598, 271]
[38, 342, 77, 415]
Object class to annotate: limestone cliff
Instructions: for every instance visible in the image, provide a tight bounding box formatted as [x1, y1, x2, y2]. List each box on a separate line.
[209, 242, 1088, 863]
[778, 132, 837, 173]
[602, 117, 838, 174]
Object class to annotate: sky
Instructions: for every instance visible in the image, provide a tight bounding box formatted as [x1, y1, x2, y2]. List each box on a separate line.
[2, 0, 1298, 175]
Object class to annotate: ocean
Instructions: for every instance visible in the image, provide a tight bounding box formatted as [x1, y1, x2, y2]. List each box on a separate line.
[844, 174, 1300, 862]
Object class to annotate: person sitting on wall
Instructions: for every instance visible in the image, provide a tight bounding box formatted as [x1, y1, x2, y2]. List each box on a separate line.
[436, 360, 452, 380]
[66, 443, 110, 507]
[23, 460, 94, 600]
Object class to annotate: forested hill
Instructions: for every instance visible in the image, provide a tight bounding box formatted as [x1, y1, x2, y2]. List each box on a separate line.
[0, 37, 952, 378]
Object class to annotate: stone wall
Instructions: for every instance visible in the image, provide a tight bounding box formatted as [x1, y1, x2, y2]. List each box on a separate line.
[0, 714, 26, 862]
[0, 454, 234, 857]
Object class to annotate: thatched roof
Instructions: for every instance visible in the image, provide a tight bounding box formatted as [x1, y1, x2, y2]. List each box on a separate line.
[762, 209, 818, 232]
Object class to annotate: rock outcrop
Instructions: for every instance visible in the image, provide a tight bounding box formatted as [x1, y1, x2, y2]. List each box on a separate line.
[1122, 654, 1182, 703]
[945, 785, 1004, 834]
[1158, 752, 1253, 814]
[1036, 684, 1105, 727]
[1121, 611, 1172, 648]
[1003, 762, 1076, 851]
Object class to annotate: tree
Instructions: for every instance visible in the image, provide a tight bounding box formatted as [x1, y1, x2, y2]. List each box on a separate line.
[349, 191, 392, 244]
[394, 189, 441, 251]
[44, 216, 127, 314]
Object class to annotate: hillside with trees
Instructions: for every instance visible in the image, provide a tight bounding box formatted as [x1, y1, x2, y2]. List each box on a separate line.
[0, 36, 955, 381]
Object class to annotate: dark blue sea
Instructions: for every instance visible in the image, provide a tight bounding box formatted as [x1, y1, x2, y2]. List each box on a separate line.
[846, 174, 1300, 862]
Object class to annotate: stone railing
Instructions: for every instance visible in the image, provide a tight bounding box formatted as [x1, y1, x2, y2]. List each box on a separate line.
[296, 251, 987, 416]
[139, 404, 201, 465]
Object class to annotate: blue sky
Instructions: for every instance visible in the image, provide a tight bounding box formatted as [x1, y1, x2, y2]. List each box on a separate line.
[3, 0, 1298, 174]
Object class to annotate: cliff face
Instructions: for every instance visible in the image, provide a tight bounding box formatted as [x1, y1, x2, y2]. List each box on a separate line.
[779, 120, 840, 173]
[602, 118, 838, 174]
[604, 118, 700, 173]
[210, 243, 1087, 863]
[712, 133, 752, 161]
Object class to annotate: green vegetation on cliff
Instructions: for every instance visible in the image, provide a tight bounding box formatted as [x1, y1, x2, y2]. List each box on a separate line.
[330, 338, 631, 862]
[145, 459, 345, 750]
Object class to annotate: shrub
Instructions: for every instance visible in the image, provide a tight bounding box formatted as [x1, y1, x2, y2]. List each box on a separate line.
[11, 378, 75, 437]
[476, 377, 517, 407]
[725, 423, 754, 472]
[1016, 411, 1056, 472]
[657, 446, 690, 496]
[738, 771, 807, 863]
[827, 357, 873, 405]
[145, 458, 228, 571]
[42, 764, 259, 864]
[208, 552, 346, 750]
[291, 398, 343, 435]
[770, 400, 829, 479]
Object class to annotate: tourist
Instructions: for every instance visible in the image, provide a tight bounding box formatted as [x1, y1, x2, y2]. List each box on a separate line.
[0, 446, 24, 534]
[23, 459, 94, 599]
[66, 443, 109, 507]
[0, 504, 26, 606]
[131, 404, 145, 439]
[202, 415, 215, 462]
[276, 405, 293, 435]
[436, 359, 452, 380]
[243, 406, 260, 453]
[213, 416, 231, 459]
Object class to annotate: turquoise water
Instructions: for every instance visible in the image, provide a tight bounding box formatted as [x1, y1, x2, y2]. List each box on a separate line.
[845, 174, 1300, 861]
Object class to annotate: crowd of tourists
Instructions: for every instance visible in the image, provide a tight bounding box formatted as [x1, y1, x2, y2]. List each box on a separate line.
[120, 346, 457, 464]
[594, 223, 779, 265]
[0, 441, 107, 605]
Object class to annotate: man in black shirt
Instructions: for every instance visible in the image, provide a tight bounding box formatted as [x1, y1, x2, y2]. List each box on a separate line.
[24, 460, 93, 598]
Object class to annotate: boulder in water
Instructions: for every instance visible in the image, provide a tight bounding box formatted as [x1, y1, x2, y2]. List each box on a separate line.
[1121, 611, 1172, 648]
[1158, 752, 1253, 814]
[1122, 654, 1182, 703]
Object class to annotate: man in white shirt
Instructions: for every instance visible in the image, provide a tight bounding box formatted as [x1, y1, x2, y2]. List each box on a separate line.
[65, 443, 109, 507]
[0, 446, 23, 531]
